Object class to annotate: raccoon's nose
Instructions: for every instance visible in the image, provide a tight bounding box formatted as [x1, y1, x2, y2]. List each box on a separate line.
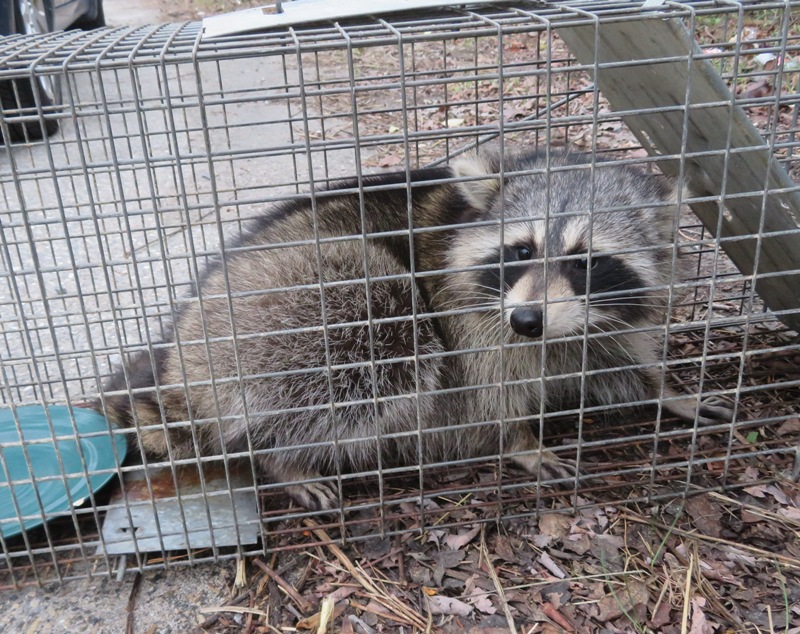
[509, 307, 544, 338]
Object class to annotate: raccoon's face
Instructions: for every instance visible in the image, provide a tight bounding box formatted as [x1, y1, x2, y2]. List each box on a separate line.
[448, 149, 678, 341]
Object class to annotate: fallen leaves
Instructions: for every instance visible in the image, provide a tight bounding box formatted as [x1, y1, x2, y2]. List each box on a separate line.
[685, 493, 723, 539]
[424, 591, 473, 616]
[595, 579, 649, 622]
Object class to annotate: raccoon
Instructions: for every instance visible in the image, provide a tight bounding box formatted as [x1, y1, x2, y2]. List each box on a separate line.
[101, 149, 731, 510]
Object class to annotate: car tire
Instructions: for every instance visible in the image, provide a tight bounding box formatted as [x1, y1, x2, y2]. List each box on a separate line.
[0, 0, 60, 144]
[71, 1, 105, 30]
[0, 78, 60, 144]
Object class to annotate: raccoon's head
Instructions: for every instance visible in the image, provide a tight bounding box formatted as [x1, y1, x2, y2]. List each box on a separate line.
[447, 149, 682, 341]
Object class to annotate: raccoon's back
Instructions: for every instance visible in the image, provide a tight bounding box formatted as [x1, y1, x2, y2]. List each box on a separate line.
[151, 239, 447, 467]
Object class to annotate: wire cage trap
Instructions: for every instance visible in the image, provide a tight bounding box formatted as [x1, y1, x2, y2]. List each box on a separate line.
[0, 0, 799, 587]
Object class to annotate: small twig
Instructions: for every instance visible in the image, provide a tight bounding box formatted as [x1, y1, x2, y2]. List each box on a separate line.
[317, 595, 335, 634]
[537, 551, 566, 579]
[480, 526, 518, 634]
[349, 599, 414, 626]
[348, 614, 378, 634]
[542, 603, 574, 632]
[198, 606, 268, 617]
[285, 601, 305, 621]
[651, 575, 670, 624]
[125, 572, 142, 634]
[680, 552, 694, 634]
[244, 592, 255, 634]
[253, 558, 313, 613]
[395, 534, 406, 586]
[198, 591, 254, 630]
[296, 555, 314, 595]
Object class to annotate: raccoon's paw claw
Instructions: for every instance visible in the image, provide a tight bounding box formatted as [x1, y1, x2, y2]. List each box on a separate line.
[697, 396, 735, 426]
[539, 454, 582, 484]
[286, 479, 338, 512]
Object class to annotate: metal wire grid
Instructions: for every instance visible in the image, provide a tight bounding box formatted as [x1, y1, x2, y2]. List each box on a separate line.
[0, 0, 798, 585]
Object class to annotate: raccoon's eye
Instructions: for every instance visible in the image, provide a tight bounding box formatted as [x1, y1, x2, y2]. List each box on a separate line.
[515, 246, 532, 261]
[575, 256, 600, 270]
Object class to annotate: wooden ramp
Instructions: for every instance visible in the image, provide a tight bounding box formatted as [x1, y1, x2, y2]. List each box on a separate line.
[559, 17, 800, 332]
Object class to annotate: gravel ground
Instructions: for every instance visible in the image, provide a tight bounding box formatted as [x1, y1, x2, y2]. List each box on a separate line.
[0, 563, 236, 634]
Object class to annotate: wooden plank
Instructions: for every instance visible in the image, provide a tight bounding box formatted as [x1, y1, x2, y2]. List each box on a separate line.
[559, 17, 800, 332]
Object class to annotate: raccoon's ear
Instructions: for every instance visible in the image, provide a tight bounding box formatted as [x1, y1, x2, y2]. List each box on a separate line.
[451, 153, 501, 211]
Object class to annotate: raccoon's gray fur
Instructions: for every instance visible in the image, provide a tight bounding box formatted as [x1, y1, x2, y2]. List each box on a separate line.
[101, 149, 731, 510]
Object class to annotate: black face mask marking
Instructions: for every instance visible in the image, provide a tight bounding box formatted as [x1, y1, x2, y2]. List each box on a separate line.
[476, 244, 536, 296]
[568, 255, 649, 323]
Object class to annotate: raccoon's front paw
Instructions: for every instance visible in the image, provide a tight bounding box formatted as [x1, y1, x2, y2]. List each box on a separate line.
[139, 426, 194, 461]
[512, 449, 580, 485]
[697, 396, 735, 426]
[285, 478, 338, 511]
[663, 394, 735, 426]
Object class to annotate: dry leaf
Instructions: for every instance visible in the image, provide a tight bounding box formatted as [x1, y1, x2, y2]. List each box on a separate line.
[649, 601, 672, 628]
[532, 534, 553, 548]
[426, 594, 473, 617]
[426, 529, 446, 545]
[726, 550, 757, 566]
[378, 155, 403, 168]
[764, 485, 790, 505]
[434, 550, 465, 569]
[327, 586, 358, 603]
[739, 79, 773, 100]
[596, 580, 649, 622]
[542, 603, 574, 632]
[776, 417, 800, 436]
[542, 581, 570, 610]
[743, 484, 768, 498]
[538, 514, 572, 540]
[739, 466, 760, 482]
[493, 534, 518, 562]
[445, 525, 480, 550]
[589, 534, 624, 566]
[295, 600, 346, 631]
[563, 534, 591, 555]
[778, 506, 800, 521]
[466, 588, 497, 615]
[689, 596, 714, 634]
[685, 494, 723, 538]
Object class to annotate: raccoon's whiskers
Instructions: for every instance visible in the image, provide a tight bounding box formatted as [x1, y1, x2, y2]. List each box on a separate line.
[593, 314, 661, 347]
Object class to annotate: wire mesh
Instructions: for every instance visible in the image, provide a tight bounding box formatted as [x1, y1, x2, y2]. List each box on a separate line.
[1, 0, 799, 587]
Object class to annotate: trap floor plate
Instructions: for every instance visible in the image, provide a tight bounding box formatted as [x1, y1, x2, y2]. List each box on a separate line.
[99, 462, 259, 554]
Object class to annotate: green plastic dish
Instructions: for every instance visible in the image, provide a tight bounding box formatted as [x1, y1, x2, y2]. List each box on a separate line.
[0, 405, 127, 538]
